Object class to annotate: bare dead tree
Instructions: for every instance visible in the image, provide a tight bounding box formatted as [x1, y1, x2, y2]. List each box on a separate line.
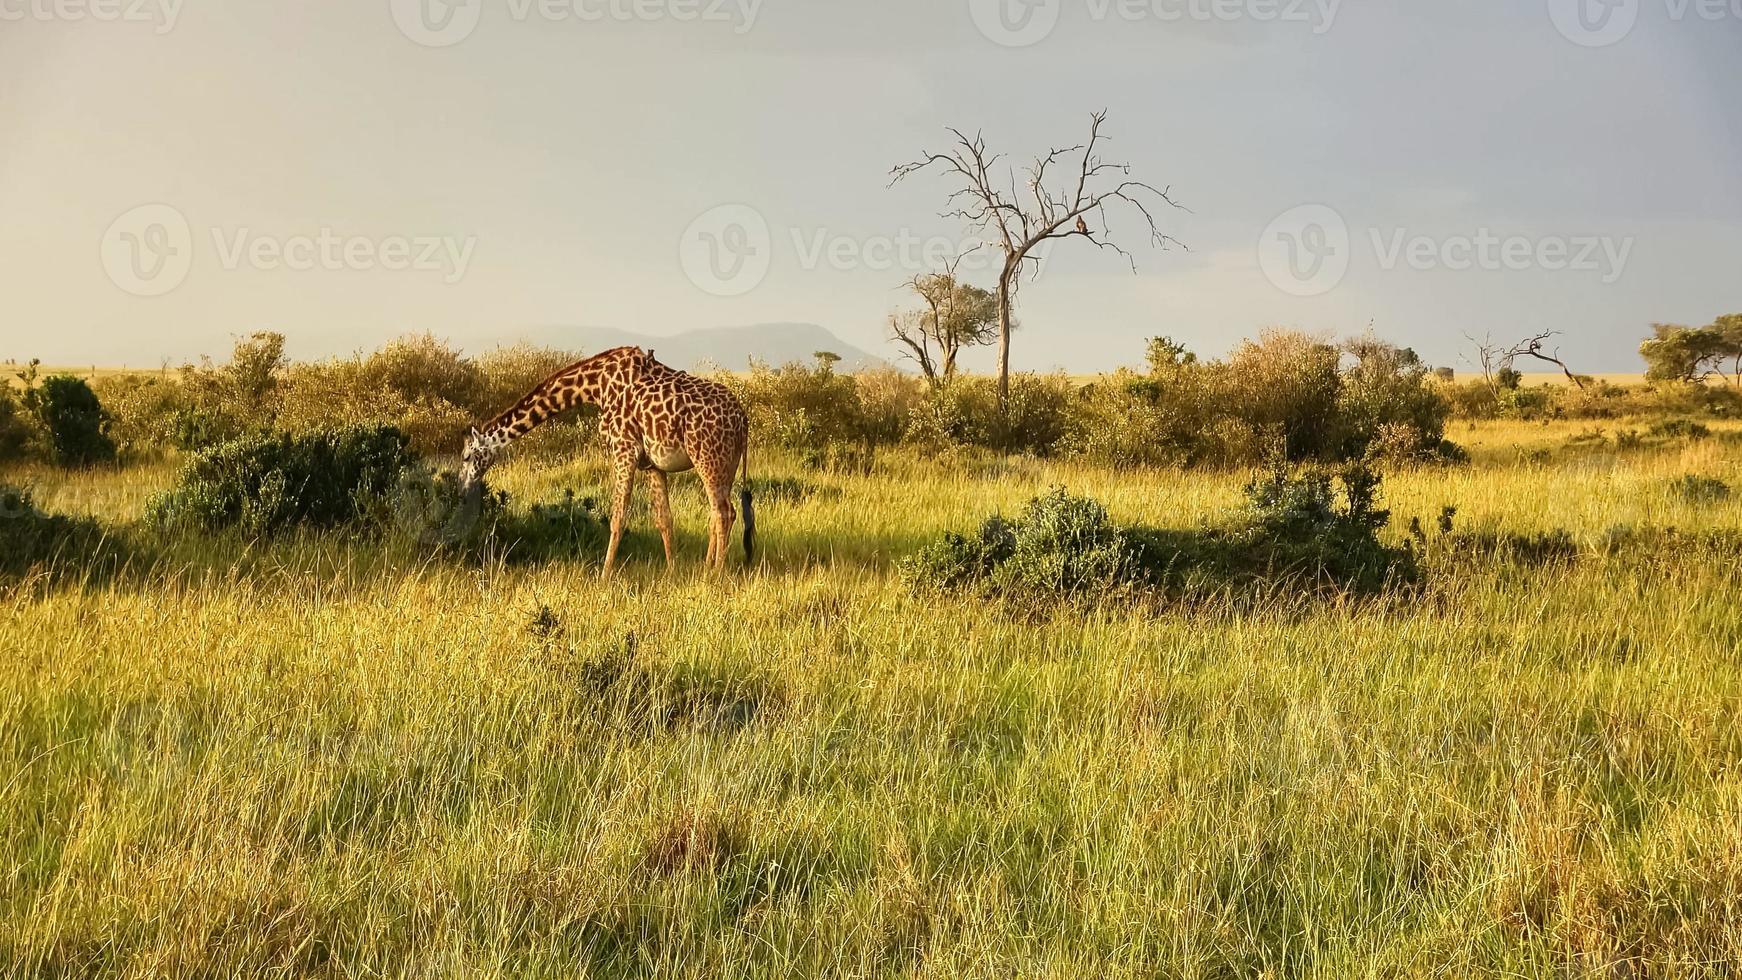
[1465, 330, 1588, 391]
[890, 110, 1186, 407]
[889, 257, 1001, 387]
[888, 308, 939, 383]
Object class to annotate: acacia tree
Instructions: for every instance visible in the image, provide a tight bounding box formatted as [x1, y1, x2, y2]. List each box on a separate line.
[888, 261, 1001, 387]
[1640, 317, 1742, 384]
[890, 110, 1185, 407]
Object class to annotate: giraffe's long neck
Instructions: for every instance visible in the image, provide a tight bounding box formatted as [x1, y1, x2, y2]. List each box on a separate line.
[479, 370, 594, 447]
[476, 348, 648, 453]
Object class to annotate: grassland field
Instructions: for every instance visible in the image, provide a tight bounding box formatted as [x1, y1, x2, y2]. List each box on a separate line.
[3, 417, 1742, 978]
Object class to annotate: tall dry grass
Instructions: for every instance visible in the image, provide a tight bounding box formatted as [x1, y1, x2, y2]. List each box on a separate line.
[3, 419, 1741, 977]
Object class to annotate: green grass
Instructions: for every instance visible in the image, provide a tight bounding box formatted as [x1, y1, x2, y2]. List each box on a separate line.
[4, 419, 1742, 977]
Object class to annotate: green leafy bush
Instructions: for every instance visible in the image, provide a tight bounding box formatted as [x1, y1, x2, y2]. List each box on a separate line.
[1058, 334, 1455, 469]
[1221, 331, 1344, 461]
[1213, 462, 1417, 594]
[1336, 339, 1453, 462]
[727, 357, 870, 461]
[903, 464, 1417, 603]
[1443, 378, 1742, 422]
[1060, 369, 1213, 468]
[906, 374, 1075, 457]
[147, 426, 415, 535]
[492, 490, 607, 563]
[0, 385, 35, 462]
[22, 374, 116, 467]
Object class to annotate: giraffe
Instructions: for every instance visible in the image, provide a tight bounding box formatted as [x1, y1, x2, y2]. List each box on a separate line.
[458, 347, 754, 575]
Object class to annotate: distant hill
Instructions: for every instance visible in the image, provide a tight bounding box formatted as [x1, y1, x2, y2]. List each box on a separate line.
[514, 323, 887, 372]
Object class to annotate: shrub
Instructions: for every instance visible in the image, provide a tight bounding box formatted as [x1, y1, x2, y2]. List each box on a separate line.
[22, 374, 116, 467]
[903, 464, 1416, 603]
[1221, 331, 1343, 461]
[1443, 377, 1742, 422]
[1215, 461, 1416, 594]
[276, 335, 488, 456]
[1336, 339, 1450, 461]
[1055, 334, 1456, 469]
[0, 384, 35, 462]
[1433, 528, 1581, 567]
[147, 426, 415, 536]
[496, 491, 608, 563]
[361, 333, 485, 412]
[1670, 475, 1731, 504]
[1649, 419, 1711, 441]
[1059, 370, 1210, 468]
[851, 365, 926, 447]
[730, 357, 867, 454]
[88, 373, 191, 455]
[907, 373, 1075, 457]
[162, 332, 289, 451]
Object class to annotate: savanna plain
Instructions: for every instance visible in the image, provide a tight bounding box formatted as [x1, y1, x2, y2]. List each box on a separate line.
[4, 415, 1742, 978]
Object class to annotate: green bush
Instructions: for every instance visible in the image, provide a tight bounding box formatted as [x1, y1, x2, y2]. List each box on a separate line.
[1061, 370, 1212, 468]
[1336, 340, 1451, 461]
[729, 357, 868, 454]
[1443, 378, 1742, 422]
[82, 334, 287, 454]
[906, 374, 1075, 457]
[23, 374, 116, 467]
[360, 333, 486, 413]
[0, 385, 36, 462]
[903, 464, 1417, 603]
[147, 426, 416, 536]
[1216, 461, 1415, 594]
[1055, 334, 1455, 469]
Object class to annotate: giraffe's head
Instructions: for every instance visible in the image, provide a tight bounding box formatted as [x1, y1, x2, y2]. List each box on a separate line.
[458, 426, 505, 496]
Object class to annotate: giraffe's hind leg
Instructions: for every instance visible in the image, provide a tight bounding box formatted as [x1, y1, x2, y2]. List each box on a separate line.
[601, 456, 638, 579]
[702, 467, 736, 573]
[648, 469, 675, 570]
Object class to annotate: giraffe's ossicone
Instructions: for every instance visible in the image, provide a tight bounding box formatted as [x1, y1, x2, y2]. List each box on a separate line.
[460, 347, 754, 574]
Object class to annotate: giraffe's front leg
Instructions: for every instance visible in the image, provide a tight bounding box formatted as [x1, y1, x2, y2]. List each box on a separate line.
[648, 469, 675, 571]
[601, 455, 638, 579]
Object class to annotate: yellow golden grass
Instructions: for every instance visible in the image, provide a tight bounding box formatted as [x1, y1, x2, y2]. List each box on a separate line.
[4, 418, 1741, 977]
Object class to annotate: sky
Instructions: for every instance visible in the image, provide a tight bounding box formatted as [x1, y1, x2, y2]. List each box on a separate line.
[1, 0, 1738, 374]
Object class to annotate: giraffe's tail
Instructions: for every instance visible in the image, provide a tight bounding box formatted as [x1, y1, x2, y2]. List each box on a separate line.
[738, 443, 755, 568]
